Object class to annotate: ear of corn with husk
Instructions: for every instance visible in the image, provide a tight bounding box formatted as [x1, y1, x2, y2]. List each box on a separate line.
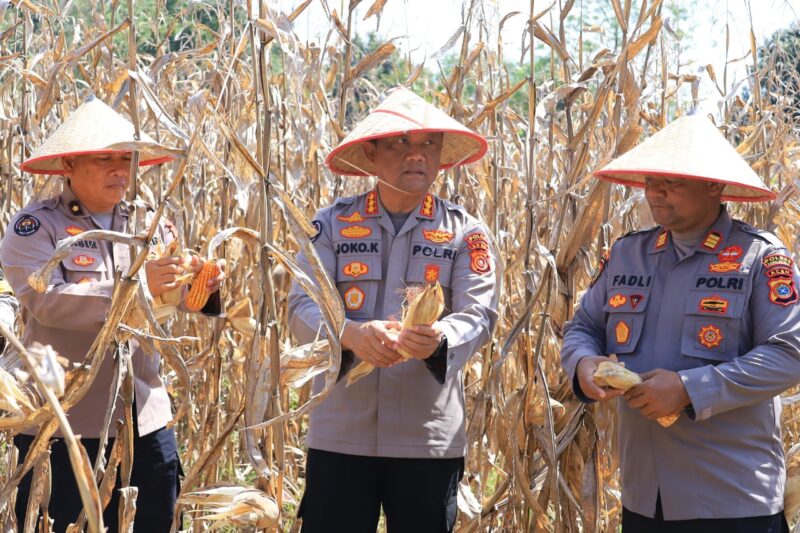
[178, 485, 279, 529]
[593, 360, 680, 427]
[347, 282, 445, 387]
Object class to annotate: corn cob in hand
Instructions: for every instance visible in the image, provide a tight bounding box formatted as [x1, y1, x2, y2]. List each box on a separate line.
[593, 361, 680, 427]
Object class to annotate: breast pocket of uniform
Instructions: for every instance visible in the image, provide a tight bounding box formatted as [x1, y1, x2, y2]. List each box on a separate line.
[405, 245, 456, 309]
[681, 291, 745, 363]
[336, 256, 382, 319]
[603, 289, 650, 354]
[62, 252, 106, 284]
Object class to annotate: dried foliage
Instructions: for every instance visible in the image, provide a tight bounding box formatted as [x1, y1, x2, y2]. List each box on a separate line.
[0, 0, 799, 531]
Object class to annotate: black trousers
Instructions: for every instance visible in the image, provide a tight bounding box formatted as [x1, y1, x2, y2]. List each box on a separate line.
[623, 493, 789, 533]
[14, 425, 180, 533]
[299, 448, 464, 533]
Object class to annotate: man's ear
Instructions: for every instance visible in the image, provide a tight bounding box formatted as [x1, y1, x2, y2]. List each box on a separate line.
[362, 141, 376, 162]
[62, 157, 74, 173]
[707, 181, 725, 197]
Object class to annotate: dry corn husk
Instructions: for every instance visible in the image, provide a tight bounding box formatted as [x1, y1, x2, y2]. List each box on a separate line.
[526, 394, 566, 427]
[147, 241, 194, 321]
[347, 282, 445, 387]
[179, 485, 279, 529]
[227, 297, 256, 337]
[593, 361, 679, 427]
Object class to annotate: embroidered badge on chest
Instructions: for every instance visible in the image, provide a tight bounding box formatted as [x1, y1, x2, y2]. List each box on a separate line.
[699, 295, 729, 314]
[423, 229, 454, 244]
[608, 294, 627, 308]
[629, 294, 644, 309]
[14, 215, 40, 236]
[337, 212, 364, 223]
[424, 264, 440, 283]
[343, 261, 369, 278]
[343, 286, 365, 311]
[615, 321, 630, 344]
[339, 225, 372, 239]
[65, 225, 84, 236]
[72, 255, 95, 267]
[698, 324, 723, 349]
[709, 262, 741, 273]
[718, 245, 743, 263]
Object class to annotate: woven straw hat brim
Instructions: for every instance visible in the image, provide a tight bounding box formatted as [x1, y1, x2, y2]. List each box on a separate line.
[20, 97, 180, 175]
[593, 114, 774, 202]
[326, 87, 487, 176]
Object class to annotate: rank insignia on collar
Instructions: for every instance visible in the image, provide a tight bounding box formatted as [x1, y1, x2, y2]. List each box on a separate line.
[423, 229, 454, 244]
[709, 262, 741, 273]
[630, 294, 644, 309]
[343, 261, 369, 278]
[699, 296, 729, 314]
[72, 254, 95, 267]
[337, 211, 365, 223]
[418, 193, 435, 218]
[608, 294, 627, 308]
[615, 321, 630, 344]
[769, 278, 798, 306]
[65, 225, 84, 236]
[698, 324, 723, 348]
[343, 286, 365, 311]
[14, 214, 40, 236]
[339, 225, 372, 239]
[701, 231, 722, 251]
[718, 245, 743, 263]
[365, 190, 379, 215]
[69, 201, 83, 214]
[424, 264, 440, 283]
[655, 230, 668, 250]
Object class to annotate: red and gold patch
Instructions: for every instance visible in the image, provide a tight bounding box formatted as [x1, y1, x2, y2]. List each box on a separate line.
[343, 261, 369, 278]
[766, 267, 793, 279]
[72, 255, 95, 267]
[469, 251, 492, 275]
[718, 245, 743, 263]
[343, 286, 365, 311]
[365, 190, 379, 215]
[608, 294, 627, 308]
[337, 211, 365, 223]
[423, 229, 454, 244]
[464, 232, 489, 251]
[655, 230, 668, 250]
[769, 278, 798, 306]
[709, 262, 741, 273]
[763, 254, 793, 270]
[339, 225, 372, 239]
[615, 321, 630, 344]
[65, 225, 84, 236]
[701, 231, 722, 251]
[418, 193, 435, 218]
[698, 324, 723, 349]
[424, 264, 440, 283]
[699, 296, 729, 314]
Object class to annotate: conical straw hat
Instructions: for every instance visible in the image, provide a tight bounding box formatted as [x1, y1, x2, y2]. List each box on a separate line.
[21, 95, 178, 174]
[593, 114, 774, 202]
[326, 86, 487, 176]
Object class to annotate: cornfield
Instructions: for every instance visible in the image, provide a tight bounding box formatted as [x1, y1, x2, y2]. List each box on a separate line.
[0, 0, 799, 531]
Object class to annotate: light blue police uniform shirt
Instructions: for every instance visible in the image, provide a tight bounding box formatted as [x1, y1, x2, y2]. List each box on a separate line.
[562, 207, 800, 520]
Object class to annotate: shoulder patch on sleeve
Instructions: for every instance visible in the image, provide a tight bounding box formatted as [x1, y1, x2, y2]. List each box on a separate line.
[14, 214, 41, 236]
[311, 220, 323, 243]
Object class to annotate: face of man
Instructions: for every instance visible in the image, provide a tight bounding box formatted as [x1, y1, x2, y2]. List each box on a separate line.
[363, 132, 443, 209]
[62, 152, 132, 213]
[644, 176, 725, 233]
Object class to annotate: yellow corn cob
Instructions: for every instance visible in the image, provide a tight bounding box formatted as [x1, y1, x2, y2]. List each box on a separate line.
[396, 281, 445, 359]
[592, 361, 679, 427]
[185, 260, 218, 312]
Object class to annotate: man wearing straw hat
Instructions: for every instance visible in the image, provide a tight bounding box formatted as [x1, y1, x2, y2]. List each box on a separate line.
[288, 86, 499, 531]
[561, 114, 800, 532]
[0, 95, 225, 531]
